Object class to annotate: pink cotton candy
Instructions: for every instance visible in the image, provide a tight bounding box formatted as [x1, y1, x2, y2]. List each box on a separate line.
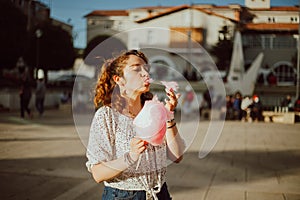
[160, 81, 179, 92]
[133, 96, 169, 146]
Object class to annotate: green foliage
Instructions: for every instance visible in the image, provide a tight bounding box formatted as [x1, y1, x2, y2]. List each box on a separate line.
[210, 26, 233, 71]
[0, 0, 75, 73]
[0, 0, 27, 68]
[210, 39, 233, 71]
[25, 22, 76, 71]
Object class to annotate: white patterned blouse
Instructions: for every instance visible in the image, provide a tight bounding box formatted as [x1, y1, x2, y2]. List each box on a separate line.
[86, 106, 167, 197]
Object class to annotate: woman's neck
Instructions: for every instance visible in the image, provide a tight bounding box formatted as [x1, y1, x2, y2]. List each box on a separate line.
[124, 94, 142, 118]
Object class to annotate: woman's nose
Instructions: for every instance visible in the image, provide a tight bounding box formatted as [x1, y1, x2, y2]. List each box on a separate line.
[141, 67, 149, 77]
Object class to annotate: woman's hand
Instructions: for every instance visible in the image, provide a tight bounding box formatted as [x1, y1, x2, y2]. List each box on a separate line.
[129, 137, 146, 161]
[165, 88, 181, 111]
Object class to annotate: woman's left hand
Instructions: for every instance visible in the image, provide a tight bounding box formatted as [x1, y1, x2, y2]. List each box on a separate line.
[165, 88, 181, 111]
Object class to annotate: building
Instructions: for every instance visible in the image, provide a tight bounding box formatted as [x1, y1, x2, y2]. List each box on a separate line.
[241, 0, 299, 86]
[11, 0, 72, 35]
[84, 0, 298, 88]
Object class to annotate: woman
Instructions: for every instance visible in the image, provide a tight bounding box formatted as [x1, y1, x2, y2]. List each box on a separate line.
[86, 50, 184, 200]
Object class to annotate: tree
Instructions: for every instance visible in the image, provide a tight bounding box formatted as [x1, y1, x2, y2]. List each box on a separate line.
[25, 22, 76, 81]
[210, 26, 233, 71]
[0, 0, 27, 69]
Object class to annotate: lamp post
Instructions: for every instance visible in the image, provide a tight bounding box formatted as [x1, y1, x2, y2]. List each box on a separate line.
[296, 0, 300, 99]
[35, 29, 43, 79]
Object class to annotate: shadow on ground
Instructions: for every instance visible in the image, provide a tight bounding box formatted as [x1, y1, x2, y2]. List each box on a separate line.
[1, 149, 300, 199]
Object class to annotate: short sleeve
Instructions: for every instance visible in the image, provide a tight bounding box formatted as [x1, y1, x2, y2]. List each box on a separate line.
[86, 106, 115, 172]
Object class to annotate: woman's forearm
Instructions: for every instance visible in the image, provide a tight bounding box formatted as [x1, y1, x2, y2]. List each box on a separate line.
[165, 121, 185, 163]
[91, 152, 135, 183]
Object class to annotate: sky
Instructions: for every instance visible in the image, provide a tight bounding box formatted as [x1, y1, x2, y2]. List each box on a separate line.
[46, 0, 299, 49]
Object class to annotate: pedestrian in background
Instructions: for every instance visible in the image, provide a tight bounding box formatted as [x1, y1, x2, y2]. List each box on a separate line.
[182, 85, 194, 116]
[19, 68, 32, 118]
[35, 78, 46, 117]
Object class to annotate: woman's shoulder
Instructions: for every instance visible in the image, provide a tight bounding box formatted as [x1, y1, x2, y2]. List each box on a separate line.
[95, 105, 113, 117]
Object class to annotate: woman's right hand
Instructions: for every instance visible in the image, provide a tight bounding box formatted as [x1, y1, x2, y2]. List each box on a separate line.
[129, 137, 146, 161]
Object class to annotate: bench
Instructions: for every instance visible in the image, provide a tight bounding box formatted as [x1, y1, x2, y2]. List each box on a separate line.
[263, 111, 300, 124]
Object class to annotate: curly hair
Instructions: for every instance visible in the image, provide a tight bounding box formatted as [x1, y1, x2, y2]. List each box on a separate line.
[94, 50, 153, 111]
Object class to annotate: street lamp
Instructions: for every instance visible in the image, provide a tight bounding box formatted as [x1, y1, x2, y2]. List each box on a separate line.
[296, 0, 300, 99]
[35, 29, 43, 79]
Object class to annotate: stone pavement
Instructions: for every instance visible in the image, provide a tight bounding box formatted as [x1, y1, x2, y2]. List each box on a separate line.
[0, 107, 300, 200]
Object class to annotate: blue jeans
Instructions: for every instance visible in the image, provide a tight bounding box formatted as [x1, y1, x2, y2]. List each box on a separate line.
[102, 182, 172, 200]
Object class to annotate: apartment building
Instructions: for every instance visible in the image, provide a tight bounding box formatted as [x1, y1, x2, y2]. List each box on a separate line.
[85, 0, 299, 85]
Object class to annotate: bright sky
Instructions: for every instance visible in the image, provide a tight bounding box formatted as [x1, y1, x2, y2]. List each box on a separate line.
[46, 0, 298, 48]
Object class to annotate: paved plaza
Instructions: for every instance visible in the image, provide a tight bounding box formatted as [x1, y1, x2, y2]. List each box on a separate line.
[0, 107, 300, 200]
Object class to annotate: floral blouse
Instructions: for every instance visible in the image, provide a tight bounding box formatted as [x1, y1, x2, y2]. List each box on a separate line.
[86, 106, 167, 196]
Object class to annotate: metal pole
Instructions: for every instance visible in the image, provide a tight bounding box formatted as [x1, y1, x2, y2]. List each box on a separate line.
[296, 0, 300, 98]
[27, 0, 32, 31]
[35, 29, 43, 79]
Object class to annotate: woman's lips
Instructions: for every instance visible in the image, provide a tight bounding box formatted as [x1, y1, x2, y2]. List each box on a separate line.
[144, 79, 150, 86]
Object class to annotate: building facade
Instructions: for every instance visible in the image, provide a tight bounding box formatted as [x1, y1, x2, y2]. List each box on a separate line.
[84, 0, 299, 86]
[11, 0, 72, 35]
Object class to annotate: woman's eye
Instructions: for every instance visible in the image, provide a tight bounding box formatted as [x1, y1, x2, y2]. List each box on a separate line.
[132, 66, 141, 71]
[143, 65, 150, 72]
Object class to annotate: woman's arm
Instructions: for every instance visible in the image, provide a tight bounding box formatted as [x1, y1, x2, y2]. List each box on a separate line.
[91, 138, 145, 183]
[165, 120, 185, 163]
[164, 88, 185, 163]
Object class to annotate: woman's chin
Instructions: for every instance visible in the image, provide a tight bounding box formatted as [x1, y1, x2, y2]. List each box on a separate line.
[144, 85, 150, 92]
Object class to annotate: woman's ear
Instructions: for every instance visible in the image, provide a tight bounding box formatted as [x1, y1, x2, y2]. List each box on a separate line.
[113, 75, 125, 86]
[112, 75, 119, 83]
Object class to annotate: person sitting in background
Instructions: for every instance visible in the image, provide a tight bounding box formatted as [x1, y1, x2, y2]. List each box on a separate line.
[241, 96, 253, 122]
[182, 85, 194, 116]
[60, 91, 70, 104]
[250, 95, 263, 122]
[294, 96, 300, 122]
[225, 95, 233, 120]
[294, 96, 300, 112]
[281, 95, 292, 111]
[232, 91, 242, 120]
[267, 72, 277, 86]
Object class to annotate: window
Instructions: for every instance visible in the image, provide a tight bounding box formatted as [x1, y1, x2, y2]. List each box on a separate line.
[273, 36, 297, 48]
[147, 30, 154, 44]
[243, 35, 296, 49]
[273, 64, 295, 85]
[268, 17, 275, 23]
[88, 19, 95, 25]
[268, 17, 272, 23]
[118, 22, 123, 30]
[104, 21, 113, 29]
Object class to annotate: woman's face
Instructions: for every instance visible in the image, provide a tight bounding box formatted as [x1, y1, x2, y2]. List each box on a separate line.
[120, 55, 151, 96]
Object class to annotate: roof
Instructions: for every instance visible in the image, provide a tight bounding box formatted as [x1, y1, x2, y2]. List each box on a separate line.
[132, 6, 171, 10]
[135, 4, 189, 23]
[194, 7, 238, 23]
[84, 10, 128, 17]
[250, 6, 299, 12]
[243, 23, 299, 32]
[136, 4, 238, 23]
